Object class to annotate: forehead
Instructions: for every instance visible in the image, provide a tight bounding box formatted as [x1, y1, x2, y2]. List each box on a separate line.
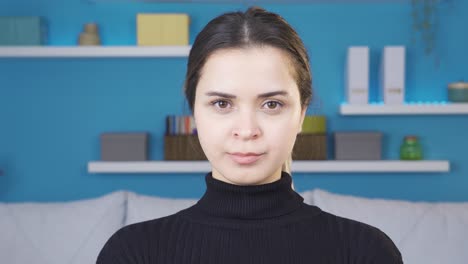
[196, 46, 298, 96]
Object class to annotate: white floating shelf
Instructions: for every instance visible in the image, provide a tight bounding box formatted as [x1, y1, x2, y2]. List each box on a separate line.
[340, 103, 468, 115]
[89, 161, 211, 173]
[291, 160, 450, 173]
[88, 160, 450, 174]
[0, 46, 191, 58]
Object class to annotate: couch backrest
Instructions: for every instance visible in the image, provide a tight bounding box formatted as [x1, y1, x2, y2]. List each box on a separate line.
[125, 191, 197, 226]
[0, 191, 126, 264]
[2, 189, 467, 264]
[305, 189, 468, 264]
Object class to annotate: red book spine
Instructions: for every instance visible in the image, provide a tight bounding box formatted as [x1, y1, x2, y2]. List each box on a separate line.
[185, 116, 190, 135]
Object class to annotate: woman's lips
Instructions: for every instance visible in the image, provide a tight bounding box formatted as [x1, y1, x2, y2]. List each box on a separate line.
[228, 153, 264, 165]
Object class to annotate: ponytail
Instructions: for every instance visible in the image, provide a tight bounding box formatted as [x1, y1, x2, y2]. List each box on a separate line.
[281, 153, 295, 190]
[281, 154, 291, 175]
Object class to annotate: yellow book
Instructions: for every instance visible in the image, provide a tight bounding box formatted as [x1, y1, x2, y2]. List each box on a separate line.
[137, 13, 189, 46]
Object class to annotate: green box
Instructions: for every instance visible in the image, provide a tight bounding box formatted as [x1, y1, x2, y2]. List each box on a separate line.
[0, 16, 47, 45]
[302, 115, 326, 134]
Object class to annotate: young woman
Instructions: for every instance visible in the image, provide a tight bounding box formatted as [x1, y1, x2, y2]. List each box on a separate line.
[97, 7, 403, 264]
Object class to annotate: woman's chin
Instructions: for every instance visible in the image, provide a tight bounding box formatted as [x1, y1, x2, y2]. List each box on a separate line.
[213, 166, 281, 186]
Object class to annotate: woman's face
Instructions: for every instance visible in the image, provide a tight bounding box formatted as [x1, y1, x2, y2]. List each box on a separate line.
[194, 46, 306, 186]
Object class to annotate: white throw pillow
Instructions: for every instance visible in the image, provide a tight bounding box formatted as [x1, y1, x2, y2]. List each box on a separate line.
[0, 190, 126, 264]
[311, 188, 468, 264]
[125, 191, 197, 226]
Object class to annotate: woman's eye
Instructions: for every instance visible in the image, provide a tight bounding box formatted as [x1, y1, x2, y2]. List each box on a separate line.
[211, 100, 230, 109]
[210, 99, 283, 112]
[264, 101, 283, 110]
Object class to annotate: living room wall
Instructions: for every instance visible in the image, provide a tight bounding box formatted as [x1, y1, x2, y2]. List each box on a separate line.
[1, 0, 467, 202]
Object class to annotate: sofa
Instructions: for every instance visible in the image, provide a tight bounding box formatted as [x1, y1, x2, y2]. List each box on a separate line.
[1, 189, 467, 264]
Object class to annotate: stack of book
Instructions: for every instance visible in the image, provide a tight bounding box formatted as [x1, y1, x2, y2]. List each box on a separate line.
[164, 115, 206, 161]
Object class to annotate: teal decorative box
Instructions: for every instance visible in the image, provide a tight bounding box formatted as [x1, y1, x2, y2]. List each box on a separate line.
[0, 16, 47, 45]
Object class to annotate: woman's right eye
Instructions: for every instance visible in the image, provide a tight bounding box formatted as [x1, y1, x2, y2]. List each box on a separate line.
[211, 100, 231, 109]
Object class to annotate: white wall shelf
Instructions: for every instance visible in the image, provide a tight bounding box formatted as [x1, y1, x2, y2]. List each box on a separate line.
[0, 46, 191, 58]
[88, 160, 450, 174]
[340, 103, 468, 115]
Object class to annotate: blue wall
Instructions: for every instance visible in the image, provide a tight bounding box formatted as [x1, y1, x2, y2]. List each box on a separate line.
[1, 0, 467, 202]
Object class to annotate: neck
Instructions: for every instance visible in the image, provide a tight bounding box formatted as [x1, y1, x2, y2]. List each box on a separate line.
[211, 168, 282, 186]
[194, 171, 304, 219]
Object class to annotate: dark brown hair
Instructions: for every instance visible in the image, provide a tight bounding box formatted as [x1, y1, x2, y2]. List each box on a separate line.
[183, 6, 312, 113]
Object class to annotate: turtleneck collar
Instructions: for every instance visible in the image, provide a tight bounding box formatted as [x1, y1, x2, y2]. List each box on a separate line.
[194, 171, 304, 220]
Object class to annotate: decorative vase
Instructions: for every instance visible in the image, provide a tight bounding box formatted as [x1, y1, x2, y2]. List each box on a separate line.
[400, 135, 423, 160]
[78, 23, 101, 46]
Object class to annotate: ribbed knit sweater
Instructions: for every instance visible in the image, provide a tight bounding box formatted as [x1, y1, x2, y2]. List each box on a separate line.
[96, 171, 403, 264]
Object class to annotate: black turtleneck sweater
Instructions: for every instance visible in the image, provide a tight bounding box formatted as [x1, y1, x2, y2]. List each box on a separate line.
[96, 171, 403, 264]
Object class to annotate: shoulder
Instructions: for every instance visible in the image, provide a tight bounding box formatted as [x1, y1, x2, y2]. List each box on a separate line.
[318, 210, 403, 264]
[96, 215, 176, 264]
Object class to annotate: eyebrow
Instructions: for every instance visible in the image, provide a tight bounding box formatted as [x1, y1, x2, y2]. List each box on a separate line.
[204, 90, 289, 99]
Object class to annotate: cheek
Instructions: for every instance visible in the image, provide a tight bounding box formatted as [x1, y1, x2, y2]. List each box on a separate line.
[194, 110, 225, 156]
[195, 111, 223, 136]
[266, 115, 301, 148]
[267, 125, 297, 149]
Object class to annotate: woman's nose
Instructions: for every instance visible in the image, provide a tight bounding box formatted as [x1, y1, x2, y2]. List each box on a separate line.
[232, 111, 262, 140]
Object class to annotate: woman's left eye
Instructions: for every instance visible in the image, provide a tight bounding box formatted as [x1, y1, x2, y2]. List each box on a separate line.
[264, 101, 283, 110]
